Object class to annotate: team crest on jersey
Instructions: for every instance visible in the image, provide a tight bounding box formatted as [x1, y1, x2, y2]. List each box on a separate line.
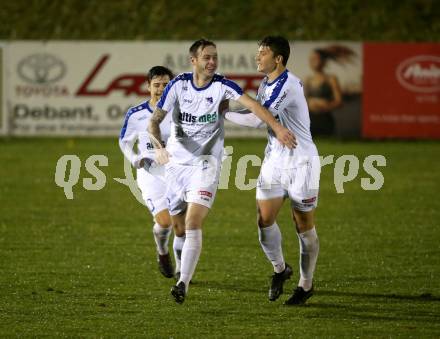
[205, 97, 213, 105]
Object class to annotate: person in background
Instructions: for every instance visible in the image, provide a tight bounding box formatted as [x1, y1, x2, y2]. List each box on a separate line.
[305, 45, 356, 136]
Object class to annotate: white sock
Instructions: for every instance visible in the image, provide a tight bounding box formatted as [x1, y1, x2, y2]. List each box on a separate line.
[173, 234, 185, 273]
[297, 227, 319, 291]
[258, 222, 285, 273]
[152, 223, 171, 256]
[178, 229, 202, 292]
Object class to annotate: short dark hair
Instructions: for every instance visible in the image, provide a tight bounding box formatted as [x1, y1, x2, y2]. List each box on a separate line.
[147, 66, 174, 82]
[258, 36, 290, 66]
[189, 39, 216, 57]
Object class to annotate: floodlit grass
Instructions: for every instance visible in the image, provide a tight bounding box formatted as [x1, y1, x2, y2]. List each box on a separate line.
[1, 138, 439, 337]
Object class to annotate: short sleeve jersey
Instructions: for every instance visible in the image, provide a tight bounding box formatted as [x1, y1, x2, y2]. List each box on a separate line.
[157, 72, 243, 165]
[257, 70, 318, 167]
[120, 100, 172, 157]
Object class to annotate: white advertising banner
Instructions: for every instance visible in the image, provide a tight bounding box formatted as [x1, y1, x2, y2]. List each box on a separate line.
[0, 43, 5, 136]
[4, 41, 362, 137]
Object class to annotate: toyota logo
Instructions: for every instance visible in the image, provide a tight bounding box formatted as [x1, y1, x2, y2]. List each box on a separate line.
[17, 53, 66, 85]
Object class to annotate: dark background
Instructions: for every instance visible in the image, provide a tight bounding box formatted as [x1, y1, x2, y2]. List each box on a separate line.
[1, 0, 438, 41]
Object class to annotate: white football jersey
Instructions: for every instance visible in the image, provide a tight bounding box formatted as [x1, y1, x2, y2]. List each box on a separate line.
[157, 72, 243, 165]
[257, 70, 318, 168]
[119, 100, 172, 165]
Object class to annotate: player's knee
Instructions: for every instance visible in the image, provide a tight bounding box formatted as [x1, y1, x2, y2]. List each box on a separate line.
[294, 216, 314, 233]
[257, 213, 276, 228]
[296, 222, 313, 233]
[293, 209, 314, 232]
[185, 217, 202, 229]
[173, 223, 185, 237]
[155, 213, 172, 228]
[156, 220, 172, 229]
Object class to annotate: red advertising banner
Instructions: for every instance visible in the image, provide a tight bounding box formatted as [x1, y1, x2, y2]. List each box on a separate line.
[363, 43, 440, 138]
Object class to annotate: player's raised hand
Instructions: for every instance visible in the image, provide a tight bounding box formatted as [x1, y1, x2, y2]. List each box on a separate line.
[155, 148, 170, 165]
[274, 125, 297, 149]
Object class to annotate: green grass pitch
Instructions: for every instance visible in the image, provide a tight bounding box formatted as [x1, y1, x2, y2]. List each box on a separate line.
[1, 138, 439, 337]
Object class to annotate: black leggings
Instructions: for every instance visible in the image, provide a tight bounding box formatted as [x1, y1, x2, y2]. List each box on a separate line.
[310, 112, 335, 137]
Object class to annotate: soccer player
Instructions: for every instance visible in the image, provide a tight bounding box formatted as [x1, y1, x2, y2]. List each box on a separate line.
[119, 66, 186, 280]
[225, 36, 320, 305]
[148, 39, 295, 304]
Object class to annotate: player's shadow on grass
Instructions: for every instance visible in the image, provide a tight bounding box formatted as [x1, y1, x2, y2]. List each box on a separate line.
[293, 291, 440, 324]
[298, 303, 439, 323]
[316, 290, 440, 302]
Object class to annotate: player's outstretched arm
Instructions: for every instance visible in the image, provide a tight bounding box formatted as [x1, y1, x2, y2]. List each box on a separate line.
[148, 107, 170, 165]
[221, 97, 263, 128]
[236, 94, 297, 148]
[225, 111, 264, 128]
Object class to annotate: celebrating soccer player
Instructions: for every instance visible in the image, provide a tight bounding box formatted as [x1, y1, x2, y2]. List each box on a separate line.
[226, 36, 320, 305]
[148, 38, 295, 304]
[119, 66, 185, 280]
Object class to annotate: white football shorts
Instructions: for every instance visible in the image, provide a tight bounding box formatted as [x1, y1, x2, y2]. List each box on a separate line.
[165, 160, 220, 216]
[256, 157, 320, 212]
[136, 166, 168, 216]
